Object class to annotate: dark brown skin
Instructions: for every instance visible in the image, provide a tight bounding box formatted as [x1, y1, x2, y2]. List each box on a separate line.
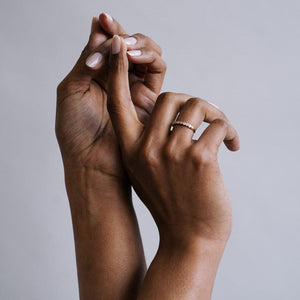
[56, 12, 240, 299]
[56, 14, 166, 177]
[106, 35, 240, 300]
[55, 13, 166, 300]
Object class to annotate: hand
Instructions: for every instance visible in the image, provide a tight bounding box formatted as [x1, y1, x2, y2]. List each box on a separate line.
[106, 36, 240, 244]
[55, 13, 166, 178]
[55, 14, 166, 299]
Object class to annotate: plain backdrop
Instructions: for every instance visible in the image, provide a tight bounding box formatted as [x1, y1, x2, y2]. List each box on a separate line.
[1, 0, 299, 299]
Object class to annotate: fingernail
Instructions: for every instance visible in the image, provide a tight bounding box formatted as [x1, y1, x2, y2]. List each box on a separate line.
[86, 52, 103, 68]
[208, 101, 220, 109]
[125, 37, 137, 45]
[103, 12, 113, 22]
[112, 35, 121, 54]
[127, 50, 142, 57]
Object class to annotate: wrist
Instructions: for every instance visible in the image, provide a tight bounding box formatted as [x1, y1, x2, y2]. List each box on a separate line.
[63, 165, 132, 222]
[158, 234, 227, 263]
[139, 233, 226, 299]
[156, 213, 232, 250]
[64, 164, 130, 191]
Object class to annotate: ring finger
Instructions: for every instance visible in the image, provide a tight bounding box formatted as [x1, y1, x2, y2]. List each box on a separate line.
[170, 98, 235, 147]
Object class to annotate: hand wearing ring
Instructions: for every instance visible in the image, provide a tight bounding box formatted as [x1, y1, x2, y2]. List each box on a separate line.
[106, 36, 240, 242]
[56, 14, 241, 300]
[105, 37, 240, 297]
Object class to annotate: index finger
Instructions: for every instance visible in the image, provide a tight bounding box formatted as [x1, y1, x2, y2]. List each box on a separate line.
[107, 35, 143, 150]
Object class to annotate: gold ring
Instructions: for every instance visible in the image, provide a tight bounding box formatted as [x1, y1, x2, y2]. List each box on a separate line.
[171, 121, 196, 133]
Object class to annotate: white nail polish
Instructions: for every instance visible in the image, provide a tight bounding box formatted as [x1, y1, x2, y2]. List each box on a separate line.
[125, 37, 137, 45]
[127, 50, 142, 56]
[86, 52, 103, 68]
[103, 13, 113, 22]
[112, 35, 121, 54]
[208, 101, 220, 109]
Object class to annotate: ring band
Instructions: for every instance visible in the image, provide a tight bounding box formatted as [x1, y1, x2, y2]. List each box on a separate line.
[171, 121, 196, 133]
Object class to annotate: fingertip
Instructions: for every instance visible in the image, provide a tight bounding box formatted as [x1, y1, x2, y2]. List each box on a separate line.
[89, 16, 107, 48]
[108, 35, 129, 79]
[124, 37, 138, 46]
[99, 12, 113, 27]
[91, 16, 98, 32]
[103, 12, 113, 22]
[127, 50, 142, 57]
[86, 52, 103, 69]
[111, 35, 128, 55]
[99, 12, 126, 36]
[225, 138, 240, 152]
[91, 16, 105, 36]
[111, 35, 121, 54]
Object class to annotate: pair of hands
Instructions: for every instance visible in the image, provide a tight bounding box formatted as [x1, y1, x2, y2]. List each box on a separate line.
[56, 14, 239, 246]
[56, 14, 165, 179]
[56, 13, 240, 300]
[56, 13, 240, 246]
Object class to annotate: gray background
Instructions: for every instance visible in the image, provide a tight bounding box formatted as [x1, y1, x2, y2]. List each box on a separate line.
[1, 0, 299, 299]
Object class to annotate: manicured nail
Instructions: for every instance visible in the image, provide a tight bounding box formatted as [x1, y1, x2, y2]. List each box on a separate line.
[127, 50, 142, 57]
[103, 13, 113, 22]
[125, 37, 137, 45]
[208, 101, 220, 109]
[86, 52, 103, 68]
[112, 35, 121, 54]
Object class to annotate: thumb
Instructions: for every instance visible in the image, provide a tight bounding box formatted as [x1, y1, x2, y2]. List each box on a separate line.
[107, 35, 142, 150]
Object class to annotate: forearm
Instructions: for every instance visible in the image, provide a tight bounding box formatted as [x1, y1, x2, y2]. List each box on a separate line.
[137, 237, 226, 300]
[64, 166, 146, 300]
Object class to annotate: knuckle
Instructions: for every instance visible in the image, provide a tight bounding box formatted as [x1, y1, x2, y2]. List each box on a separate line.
[217, 110, 228, 121]
[162, 142, 181, 163]
[157, 92, 176, 105]
[189, 146, 216, 167]
[184, 97, 205, 111]
[159, 59, 167, 73]
[134, 33, 144, 38]
[213, 118, 229, 130]
[156, 45, 162, 55]
[151, 54, 167, 73]
[206, 102, 227, 120]
[139, 143, 159, 167]
[147, 48, 156, 58]
[150, 42, 162, 55]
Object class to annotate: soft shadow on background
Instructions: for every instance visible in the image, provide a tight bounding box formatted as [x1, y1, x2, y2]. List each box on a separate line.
[1, 0, 299, 299]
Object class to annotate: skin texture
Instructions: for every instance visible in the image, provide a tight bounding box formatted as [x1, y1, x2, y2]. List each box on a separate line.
[55, 14, 166, 300]
[106, 35, 240, 299]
